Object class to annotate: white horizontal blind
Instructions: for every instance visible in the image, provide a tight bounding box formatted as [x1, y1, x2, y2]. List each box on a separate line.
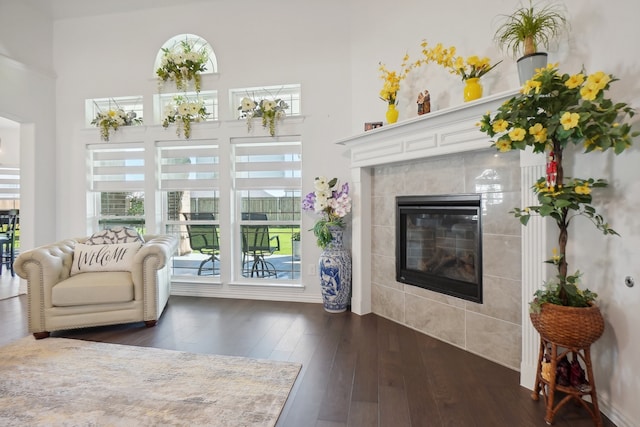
[234, 141, 301, 190]
[87, 144, 145, 192]
[0, 167, 19, 199]
[158, 141, 219, 191]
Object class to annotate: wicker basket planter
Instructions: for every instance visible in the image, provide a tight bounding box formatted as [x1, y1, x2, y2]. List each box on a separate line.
[530, 303, 605, 348]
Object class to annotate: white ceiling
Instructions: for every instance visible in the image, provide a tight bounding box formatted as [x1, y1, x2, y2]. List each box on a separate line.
[27, 0, 214, 20]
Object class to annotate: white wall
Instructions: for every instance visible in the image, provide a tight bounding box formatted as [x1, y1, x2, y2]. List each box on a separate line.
[346, 1, 640, 425]
[0, 121, 20, 166]
[0, 0, 57, 250]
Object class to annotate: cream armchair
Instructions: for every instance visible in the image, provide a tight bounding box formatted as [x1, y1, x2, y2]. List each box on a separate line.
[14, 234, 178, 339]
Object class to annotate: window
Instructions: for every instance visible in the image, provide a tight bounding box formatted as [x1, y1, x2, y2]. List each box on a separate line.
[230, 84, 301, 119]
[87, 144, 146, 232]
[233, 138, 302, 281]
[85, 96, 144, 127]
[158, 141, 221, 277]
[154, 34, 218, 75]
[155, 90, 218, 123]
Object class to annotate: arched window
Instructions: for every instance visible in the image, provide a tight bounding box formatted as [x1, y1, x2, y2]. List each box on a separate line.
[154, 34, 218, 77]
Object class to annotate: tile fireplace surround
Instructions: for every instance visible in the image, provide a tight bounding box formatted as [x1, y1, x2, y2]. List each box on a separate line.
[338, 89, 548, 387]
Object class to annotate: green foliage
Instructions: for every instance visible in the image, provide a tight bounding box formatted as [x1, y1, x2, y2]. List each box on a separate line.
[493, 0, 569, 57]
[530, 272, 598, 313]
[479, 65, 638, 307]
[312, 220, 344, 250]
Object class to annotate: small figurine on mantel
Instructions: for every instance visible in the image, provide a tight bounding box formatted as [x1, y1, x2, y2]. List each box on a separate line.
[417, 90, 431, 115]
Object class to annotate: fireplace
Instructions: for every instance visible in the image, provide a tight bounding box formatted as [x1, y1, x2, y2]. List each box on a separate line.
[396, 194, 483, 303]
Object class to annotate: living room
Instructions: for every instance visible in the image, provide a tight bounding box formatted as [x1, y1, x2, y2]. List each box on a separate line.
[1, 0, 639, 425]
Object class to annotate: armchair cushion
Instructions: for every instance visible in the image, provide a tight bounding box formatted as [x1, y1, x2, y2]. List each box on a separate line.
[70, 242, 142, 275]
[85, 226, 145, 245]
[52, 271, 134, 306]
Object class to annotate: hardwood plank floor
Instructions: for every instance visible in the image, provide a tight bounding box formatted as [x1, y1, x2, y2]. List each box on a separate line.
[0, 295, 615, 426]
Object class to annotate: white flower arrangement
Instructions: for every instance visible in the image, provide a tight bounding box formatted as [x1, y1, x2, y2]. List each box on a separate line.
[162, 96, 208, 139]
[238, 96, 288, 137]
[302, 177, 352, 248]
[156, 41, 208, 92]
[91, 109, 142, 141]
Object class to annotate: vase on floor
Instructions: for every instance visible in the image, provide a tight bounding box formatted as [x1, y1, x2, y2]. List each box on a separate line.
[385, 104, 399, 124]
[463, 77, 483, 102]
[318, 226, 351, 313]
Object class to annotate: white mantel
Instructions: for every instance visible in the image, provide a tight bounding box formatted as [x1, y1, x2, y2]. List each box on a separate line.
[337, 89, 547, 390]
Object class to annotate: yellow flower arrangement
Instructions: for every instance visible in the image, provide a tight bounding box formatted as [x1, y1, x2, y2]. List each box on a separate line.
[417, 40, 501, 80]
[451, 55, 503, 81]
[478, 64, 638, 310]
[378, 55, 411, 105]
[377, 40, 501, 109]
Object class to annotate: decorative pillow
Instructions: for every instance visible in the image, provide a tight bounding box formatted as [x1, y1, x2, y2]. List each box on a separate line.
[70, 242, 142, 276]
[85, 226, 145, 245]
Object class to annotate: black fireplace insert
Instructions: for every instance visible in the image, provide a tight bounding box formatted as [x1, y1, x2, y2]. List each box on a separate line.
[396, 194, 483, 303]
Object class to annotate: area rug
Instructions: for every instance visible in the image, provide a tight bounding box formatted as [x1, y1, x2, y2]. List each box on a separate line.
[0, 337, 301, 426]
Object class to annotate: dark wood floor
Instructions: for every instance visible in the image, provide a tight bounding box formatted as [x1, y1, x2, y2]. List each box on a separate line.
[0, 295, 614, 427]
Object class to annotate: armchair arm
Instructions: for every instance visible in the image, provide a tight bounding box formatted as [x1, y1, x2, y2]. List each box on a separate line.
[132, 234, 179, 321]
[14, 239, 77, 333]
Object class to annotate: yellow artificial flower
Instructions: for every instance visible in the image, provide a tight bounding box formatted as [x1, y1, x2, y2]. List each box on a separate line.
[492, 119, 509, 133]
[579, 83, 599, 101]
[467, 55, 480, 67]
[574, 184, 591, 195]
[521, 79, 542, 95]
[528, 123, 547, 143]
[508, 128, 526, 142]
[587, 71, 611, 90]
[565, 73, 585, 89]
[495, 138, 512, 152]
[560, 112, 580, 130]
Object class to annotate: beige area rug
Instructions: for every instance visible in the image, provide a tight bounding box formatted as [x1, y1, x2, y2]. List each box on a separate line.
[0, 337, 301, 426]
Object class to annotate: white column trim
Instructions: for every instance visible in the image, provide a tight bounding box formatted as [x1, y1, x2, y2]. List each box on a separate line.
[519, 147, 548, 390]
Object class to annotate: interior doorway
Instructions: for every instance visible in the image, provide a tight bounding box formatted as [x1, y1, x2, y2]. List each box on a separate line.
[0, 116, 22, 299]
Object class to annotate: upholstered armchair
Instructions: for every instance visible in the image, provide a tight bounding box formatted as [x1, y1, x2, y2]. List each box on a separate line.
[14, 233, 178, 339]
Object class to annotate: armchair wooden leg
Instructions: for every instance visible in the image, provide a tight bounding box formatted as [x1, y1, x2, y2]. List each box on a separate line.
[144, 320, 158, 328]
[33, 332, 50, 339]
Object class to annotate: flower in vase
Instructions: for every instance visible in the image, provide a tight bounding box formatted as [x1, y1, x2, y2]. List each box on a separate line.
[302, 176, 351, 249]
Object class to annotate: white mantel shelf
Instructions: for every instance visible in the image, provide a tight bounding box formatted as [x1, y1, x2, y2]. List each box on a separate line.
[337, 89, 519, 168]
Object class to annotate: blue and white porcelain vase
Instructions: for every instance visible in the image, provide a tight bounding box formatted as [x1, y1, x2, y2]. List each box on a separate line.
[319, 226, 352, 313]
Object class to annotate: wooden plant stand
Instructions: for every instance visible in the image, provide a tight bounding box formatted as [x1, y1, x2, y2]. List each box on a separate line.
[532, 337, 603, 426]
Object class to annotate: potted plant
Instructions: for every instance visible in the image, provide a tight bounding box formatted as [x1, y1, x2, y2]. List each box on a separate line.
[302, 176, 352, 312]
[493, 0, 568, 84]
[478, 65, 637, 347]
